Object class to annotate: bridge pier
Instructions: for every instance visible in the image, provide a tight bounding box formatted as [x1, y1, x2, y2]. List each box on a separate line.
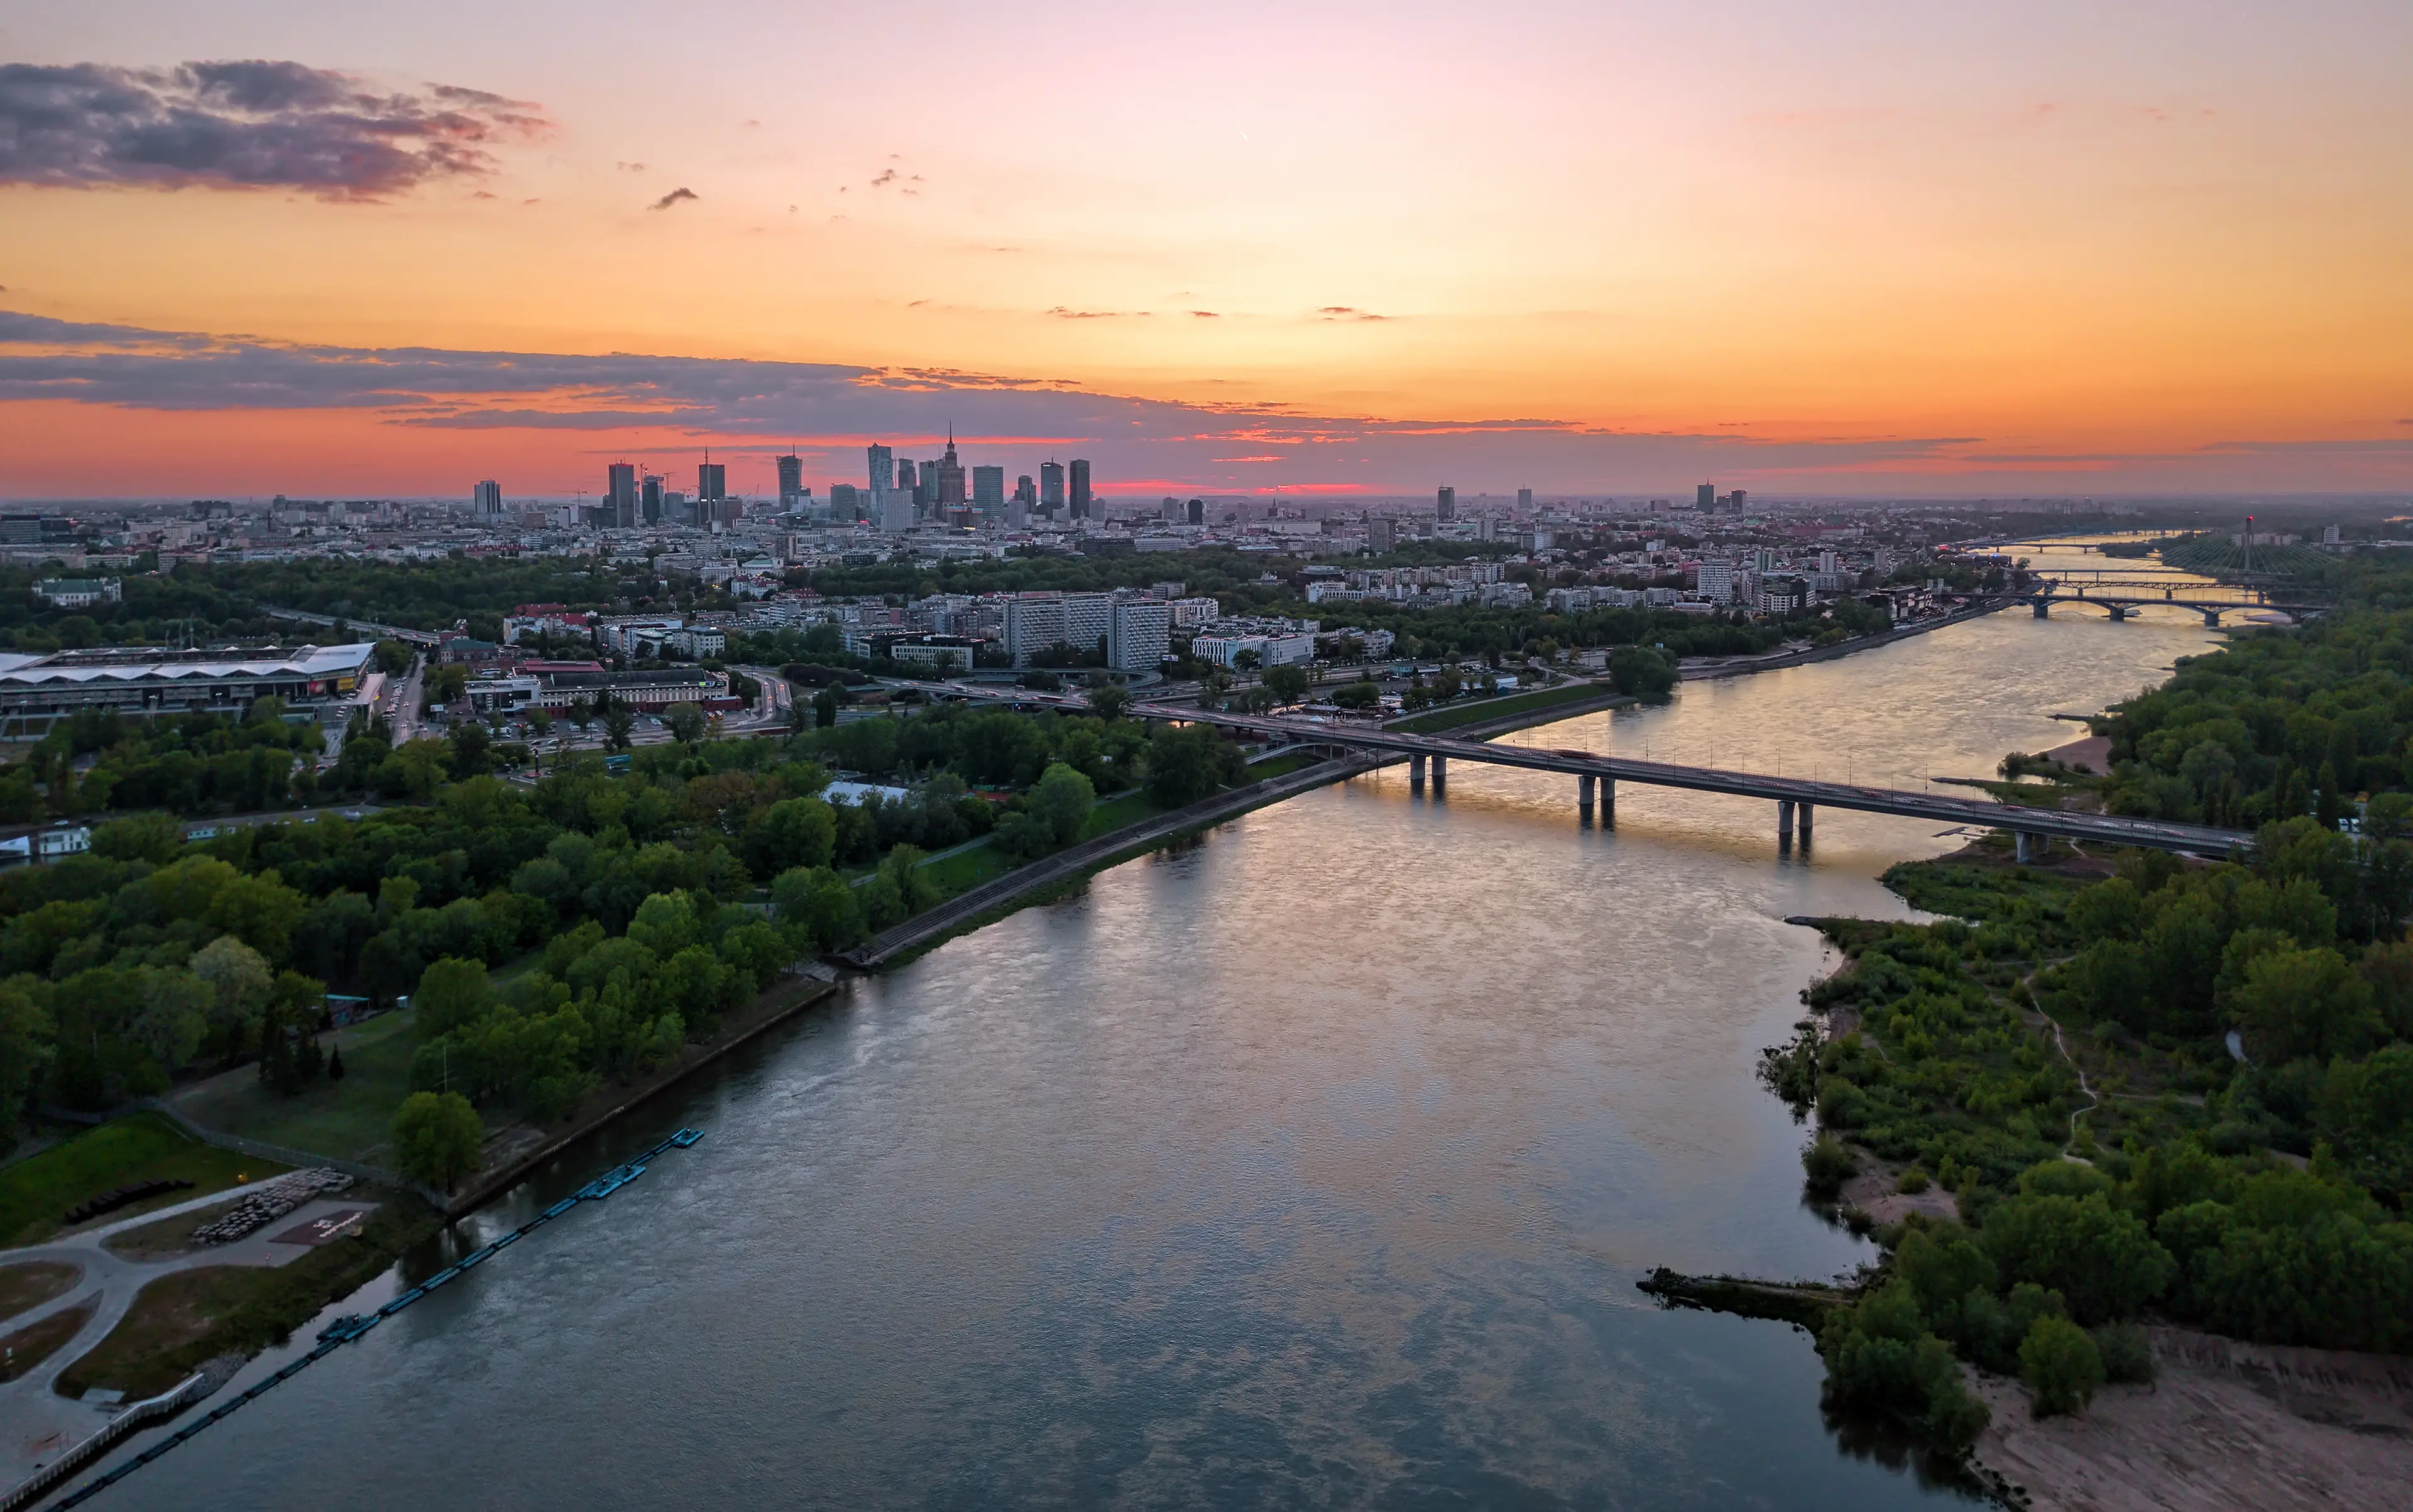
[1430, 755, 1447, 792]
[2032, 600, 2050, 618]
[1579, 772, 1595, 823]
[2108, 605, 2131, 622]
[1409, 753, 1426, 790]
[1600, 775, 1614, 824]
[1778, 798, 1795, 851]
[2199, 608, 2222, 628]
[2015, 830, 2037, 863]
[1797, 803, 1814, 848]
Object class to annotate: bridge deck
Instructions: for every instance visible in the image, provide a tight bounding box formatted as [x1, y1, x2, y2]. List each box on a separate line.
[1140, 703, 2250, 855]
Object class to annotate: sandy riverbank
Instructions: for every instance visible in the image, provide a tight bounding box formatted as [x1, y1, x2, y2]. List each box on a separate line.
[1967, 1327, 2413, 1511]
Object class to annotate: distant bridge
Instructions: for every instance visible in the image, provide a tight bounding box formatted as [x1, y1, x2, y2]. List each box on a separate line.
[2023, 578, 2328, 627]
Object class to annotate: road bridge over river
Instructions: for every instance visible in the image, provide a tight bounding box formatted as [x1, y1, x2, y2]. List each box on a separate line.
[1137, 703, 2251, 857]
[890, 676, 2250, 858]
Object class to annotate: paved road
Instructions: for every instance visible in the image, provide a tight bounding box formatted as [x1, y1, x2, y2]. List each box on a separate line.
[0, 1187, 371, 1486]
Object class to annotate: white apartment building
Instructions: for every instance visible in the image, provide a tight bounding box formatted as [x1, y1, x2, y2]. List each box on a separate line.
[1695, 561, 1737, 603]
[1108, 600, 1170, 671]
[1191, 632, 1316, 669]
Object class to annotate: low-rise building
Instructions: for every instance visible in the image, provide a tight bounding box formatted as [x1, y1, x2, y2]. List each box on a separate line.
[34, 578, 119, 608]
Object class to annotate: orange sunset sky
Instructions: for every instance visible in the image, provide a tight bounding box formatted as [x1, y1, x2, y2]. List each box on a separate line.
[1, 1, 2409, 500]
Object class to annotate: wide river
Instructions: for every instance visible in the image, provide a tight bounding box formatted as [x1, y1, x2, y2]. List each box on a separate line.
[92, 596, 2214, 1510]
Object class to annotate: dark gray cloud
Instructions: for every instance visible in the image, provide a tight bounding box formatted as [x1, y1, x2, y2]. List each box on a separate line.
[0, 60, 545, 198]
[647, 187, 698, 211]
[0, 309, 2001, 489]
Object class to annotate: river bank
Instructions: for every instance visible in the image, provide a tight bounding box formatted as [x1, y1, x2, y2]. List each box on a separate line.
[1682, 598, 2015, 681]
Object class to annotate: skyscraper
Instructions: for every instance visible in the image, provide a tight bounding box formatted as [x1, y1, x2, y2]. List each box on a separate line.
[606, 463, 638, 528]
[868, 444, 894, 492]
[777, 452, 804, 508]
[1436, 486, 1456, 522]
[972, 466, 1005, 517]
[897, 457, 922, 510]
[934, 428, 966, 508]
[1186, 498, 1204, 525]
[641, 474, 664, 525]
[1730, 488, 1750, 512]
[1516, 488, 1534, 511]
[472, 479, 502, 517]
[1069, 459, 1093, 520]
[1040, 461, 1065, 512]
[698, 459, 726, 503]
[1696, 481, 1716, 510]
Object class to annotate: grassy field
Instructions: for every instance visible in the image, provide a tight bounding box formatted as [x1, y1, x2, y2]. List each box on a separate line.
[1077, 791, 1163, 839]
[167, 1010, 424, 1164]
[1244, 753, 1321, 781]
[0, 1115, 278, 1250]
[1387, 681, 1612, 734]
[914, 839, 1014, 899]
[0, 1300, 93, 1381]
[0, 1261, 78, 1322]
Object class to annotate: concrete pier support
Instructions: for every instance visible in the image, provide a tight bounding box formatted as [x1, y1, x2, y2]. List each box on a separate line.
[2200, 608, 2223, 628]
[2015, 831, 2035, 863]
[1579, 772, 1596, 819]
[1409, 753, 1426, 789]
[1778, 798, 1795, 849]
[2032, 600, 2051, 618]
[1797, 803, 1814, 848]
[1600, 776, 1614, 824]
[1430, 755, 1447, 791]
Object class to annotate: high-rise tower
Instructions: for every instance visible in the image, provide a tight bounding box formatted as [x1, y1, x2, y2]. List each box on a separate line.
[867, 444, 894, 492]
[606, 463, 638, 528]
[1069, 459, 1093, 520]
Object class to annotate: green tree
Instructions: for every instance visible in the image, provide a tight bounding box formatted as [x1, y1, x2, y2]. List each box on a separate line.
[662, 703, 708, 745]
[449, 721, 493, 777]
[1983, 1190, 2176, 1324]
[0, 980, 55, 1139]
[413, 956, 495, 1038]
[743, 797, 837, 877]
[1146, 723, 1240, 806]
[1818, 1282, 1990, 1448]
[2019, 1315, 2106, 1416]
[772, 866, 863, 950]
[604, 706, 636, 750]
[391, 1091, 484, 1192]
[1027, 762, 1096, 846]
[1608, 645, 1677, 701]
[89, 812, 185, 864]
[1262, 664, 1311, 704]
[627, 892, 701, 958]
[2230, 946, 2383, 1063]
[1085, 681, 1132, 720]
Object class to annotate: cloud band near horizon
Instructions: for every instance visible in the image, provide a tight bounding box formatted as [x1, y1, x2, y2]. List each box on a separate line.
[0, 311, 2405, 500]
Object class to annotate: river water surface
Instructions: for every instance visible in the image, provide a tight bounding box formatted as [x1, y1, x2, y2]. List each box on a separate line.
[90, 606, 2215, 1510]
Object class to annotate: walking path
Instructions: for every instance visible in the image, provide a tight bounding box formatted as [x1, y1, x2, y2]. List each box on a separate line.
[0, 1185, 369, 1488]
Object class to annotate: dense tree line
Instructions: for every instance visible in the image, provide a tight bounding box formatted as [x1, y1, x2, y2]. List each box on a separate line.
[1773, 814, 2413, 1445]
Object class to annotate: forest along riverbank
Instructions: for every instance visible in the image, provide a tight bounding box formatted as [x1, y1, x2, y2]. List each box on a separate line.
[1662, 589, 2413, 1511]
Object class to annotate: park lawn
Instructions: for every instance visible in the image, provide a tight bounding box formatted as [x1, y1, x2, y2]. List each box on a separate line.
[1387, 681, 1610, 734]
[0, 1261, 79, 1322]
[1077, 791, 1163, 840]
[0, 1115, 276, 1250]
[0, 1299, 94, 1381]
[1244, 753, 1319, 781]
[167, 1009, 425, 1166]
[915, 840, 1014, 899]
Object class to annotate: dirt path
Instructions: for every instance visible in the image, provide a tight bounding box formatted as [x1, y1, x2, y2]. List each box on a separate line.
[1969, 1327, 2413, 1511]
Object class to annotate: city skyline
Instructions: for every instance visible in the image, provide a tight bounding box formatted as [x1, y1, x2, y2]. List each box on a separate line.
[1, 2, 2407, 500]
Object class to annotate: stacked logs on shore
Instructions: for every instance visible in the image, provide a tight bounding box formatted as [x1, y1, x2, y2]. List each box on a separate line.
[190, 1170, 355, 1246]
[63, 1178, 195, 1225]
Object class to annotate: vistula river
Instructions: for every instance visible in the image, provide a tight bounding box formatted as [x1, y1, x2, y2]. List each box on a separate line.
[89, 599, 2216, 1510]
